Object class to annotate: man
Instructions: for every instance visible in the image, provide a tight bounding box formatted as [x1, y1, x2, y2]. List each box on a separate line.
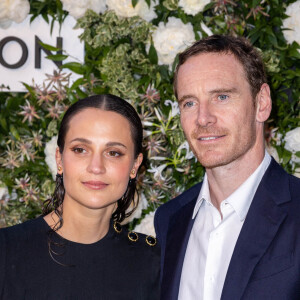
[154, 35, 300, 300]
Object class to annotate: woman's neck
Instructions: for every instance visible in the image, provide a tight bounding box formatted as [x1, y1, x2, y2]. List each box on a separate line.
[44, 200, 115, 244]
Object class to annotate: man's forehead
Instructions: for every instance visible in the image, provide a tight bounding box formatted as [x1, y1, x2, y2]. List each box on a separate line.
[177, 52, 248, 84]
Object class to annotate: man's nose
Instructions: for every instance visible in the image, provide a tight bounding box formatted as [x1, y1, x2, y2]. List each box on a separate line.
[196, 103, 217, 127]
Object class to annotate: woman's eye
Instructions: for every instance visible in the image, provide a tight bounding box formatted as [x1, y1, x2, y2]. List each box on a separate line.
[218, 94, 228, 101]
[72, 147, 86, 154]
[108, 151, 121, 157]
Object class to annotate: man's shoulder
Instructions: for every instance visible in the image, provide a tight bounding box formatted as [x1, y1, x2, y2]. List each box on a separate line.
[156, 182, 202, 220]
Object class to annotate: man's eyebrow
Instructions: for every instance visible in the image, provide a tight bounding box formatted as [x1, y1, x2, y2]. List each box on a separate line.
[208, 88, 239, 94]
[178, 94, 198, 104]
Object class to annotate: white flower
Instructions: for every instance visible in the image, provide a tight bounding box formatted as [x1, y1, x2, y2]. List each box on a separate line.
[282, 0, 300, 46]
[294, 168, 300, 178]
[200, 21, 213, 36]
[152, 17, 195, 67]
[0, 186, 8, 200]
[179, 0, 210, 16]
[148, 163, 167, 180]
[291, 153, 300, 164]
[265, 144, 280, 163]
[0, 0, 30, 29]
[122, 192, 149, 224]
[134, 211, 156, 236]
[106, 0, 157, 22]
[178, 141, 194, 160]
[44, 136, 58, 181]
[61, 0, 107, 19]
[284, 127, 300, 153]
[165, 99, 180, 118]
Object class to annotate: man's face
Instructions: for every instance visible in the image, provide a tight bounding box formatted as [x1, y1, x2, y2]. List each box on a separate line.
[177, 52, 260, 169]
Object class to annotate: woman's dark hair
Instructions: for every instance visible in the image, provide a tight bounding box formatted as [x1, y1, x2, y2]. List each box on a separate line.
[43, 94, 143, 233]
[173, 34, 267, 101]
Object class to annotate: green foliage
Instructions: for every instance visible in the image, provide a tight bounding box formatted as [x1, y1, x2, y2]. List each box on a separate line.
[1, 0, 300, 227]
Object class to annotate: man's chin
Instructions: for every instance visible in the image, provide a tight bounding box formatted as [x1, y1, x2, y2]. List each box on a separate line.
[196, 153, 232, 169]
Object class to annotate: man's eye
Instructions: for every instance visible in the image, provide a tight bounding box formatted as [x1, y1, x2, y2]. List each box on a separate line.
[218, 94, 228, 101]
[183, 101, 195, 108]
[72, 147, 86, 154]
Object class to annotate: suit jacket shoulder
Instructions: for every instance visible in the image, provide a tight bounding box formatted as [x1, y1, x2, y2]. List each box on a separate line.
[154, 182, 202, 242]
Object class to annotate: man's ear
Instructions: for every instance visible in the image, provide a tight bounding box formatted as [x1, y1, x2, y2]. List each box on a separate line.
[256, 83, 272, 123]
[55, 147, 63, 174]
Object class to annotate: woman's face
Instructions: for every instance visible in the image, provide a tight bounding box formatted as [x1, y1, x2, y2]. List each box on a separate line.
[56, 108, 142, 214]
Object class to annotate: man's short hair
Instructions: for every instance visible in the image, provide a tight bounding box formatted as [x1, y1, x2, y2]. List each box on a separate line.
[173, 35, 267, 100]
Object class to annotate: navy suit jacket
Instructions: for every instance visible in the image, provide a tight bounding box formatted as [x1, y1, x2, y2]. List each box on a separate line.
[154, 159, 300, 299]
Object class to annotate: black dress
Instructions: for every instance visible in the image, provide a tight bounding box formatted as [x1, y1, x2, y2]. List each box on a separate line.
[0, 216, 160, 299]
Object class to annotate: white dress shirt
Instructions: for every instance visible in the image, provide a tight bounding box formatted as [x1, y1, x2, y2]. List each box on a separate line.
[178, 152, 271, 300]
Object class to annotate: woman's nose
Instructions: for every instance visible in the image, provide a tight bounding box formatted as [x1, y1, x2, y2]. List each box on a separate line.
[87, 154, 106, 174]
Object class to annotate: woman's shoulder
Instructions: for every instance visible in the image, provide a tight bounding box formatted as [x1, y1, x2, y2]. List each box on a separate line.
[0, 216, 47, 243]
[112, 222, 160, 258]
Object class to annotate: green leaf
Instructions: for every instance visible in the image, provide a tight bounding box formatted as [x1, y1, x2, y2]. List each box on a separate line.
[70, 78, 85, 90]
[21, 83, 36, 97]
[62, 62, 85, 74]
[132, 0, 139, 7]
[45, 54, 68, 61]
[148, 43, 158, 65]
[75, 87, 88, 99]
[0, 117, 7, 131]
[38, 41, 61, 52]
[9, 125, 20, 140]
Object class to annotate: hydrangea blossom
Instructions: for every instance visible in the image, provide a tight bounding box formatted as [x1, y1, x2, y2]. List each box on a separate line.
[152, 17, 195, 67]
[0, 0, 30, 29]
[106, 0, 157, 22]
[282, 0, 300, 45]
[134, 211, 156, 236]
[61, 0, 107, 19]
[178, 0, 211, 16]
[284, 127, 300, 164]
[44, 136, 58, 180]
[284, 127, 300, 153]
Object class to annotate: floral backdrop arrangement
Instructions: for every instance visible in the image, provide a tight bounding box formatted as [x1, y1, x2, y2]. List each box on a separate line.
[0, 0, 299, 234]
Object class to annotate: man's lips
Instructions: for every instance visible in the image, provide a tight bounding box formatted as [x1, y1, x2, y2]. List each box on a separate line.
[197, 135, 226, 141]
[82, 181, 108, 190]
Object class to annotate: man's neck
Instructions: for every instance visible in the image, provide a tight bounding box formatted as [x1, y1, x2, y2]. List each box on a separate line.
[206, 149, 265, 212]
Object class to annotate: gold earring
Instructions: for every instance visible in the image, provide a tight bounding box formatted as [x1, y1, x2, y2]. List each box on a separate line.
[58, 166, 62, 172]
[131, 170, 135, 176]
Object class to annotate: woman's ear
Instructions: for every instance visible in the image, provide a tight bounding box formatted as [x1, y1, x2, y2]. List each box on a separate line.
[55, 147, 63, 174]
[130, 153, 143, 179]
[256, 83, 272, 123]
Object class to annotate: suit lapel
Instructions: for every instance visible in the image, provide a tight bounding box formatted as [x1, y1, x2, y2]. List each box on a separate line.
[161, 198, 197, 300]
[221, 159, 291, 300]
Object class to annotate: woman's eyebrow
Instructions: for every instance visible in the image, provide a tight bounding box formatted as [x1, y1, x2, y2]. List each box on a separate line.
[70, 138, 92, 144]
[69, 139, 127, 149]
[106, 142, 127, 149]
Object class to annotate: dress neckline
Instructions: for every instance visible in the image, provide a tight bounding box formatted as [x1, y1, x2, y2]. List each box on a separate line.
[39, 215, 116, 247]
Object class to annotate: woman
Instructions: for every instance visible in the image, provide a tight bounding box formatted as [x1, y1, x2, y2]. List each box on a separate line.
[0, 94, 160, 299]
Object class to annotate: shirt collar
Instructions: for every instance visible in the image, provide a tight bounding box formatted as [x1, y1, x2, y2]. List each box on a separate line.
[192, 151, 271, 220]
[192, 173, 210, 219]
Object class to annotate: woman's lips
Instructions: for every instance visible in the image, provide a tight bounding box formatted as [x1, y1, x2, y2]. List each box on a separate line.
[82, 181, 108, 190]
